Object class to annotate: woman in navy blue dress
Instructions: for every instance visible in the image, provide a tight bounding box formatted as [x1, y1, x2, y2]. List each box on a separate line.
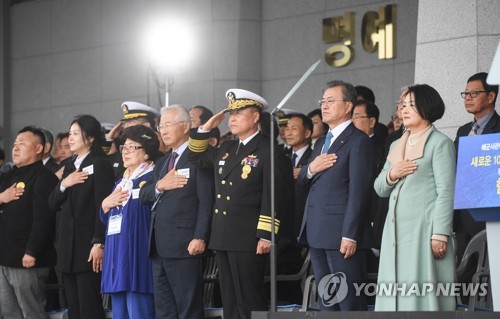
[100, 125, 159, 319]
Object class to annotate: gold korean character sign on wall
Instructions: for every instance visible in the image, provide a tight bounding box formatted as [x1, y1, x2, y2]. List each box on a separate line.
[323, 5, 397, 68]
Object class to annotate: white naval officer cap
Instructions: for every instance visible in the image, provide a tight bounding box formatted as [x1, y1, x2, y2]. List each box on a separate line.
[224, 88, 268, 112]
[101, 122, 115, 133]
[120, 101, 160, 121]
[275, 108, 301, 126]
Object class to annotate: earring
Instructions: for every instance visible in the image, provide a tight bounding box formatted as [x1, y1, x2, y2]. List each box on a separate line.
[144, 154, 149, 160]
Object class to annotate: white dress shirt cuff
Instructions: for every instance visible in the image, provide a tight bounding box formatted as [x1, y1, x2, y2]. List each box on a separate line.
[306, 167, 315, 179]
[197, 127, 210, 133]
[342, 237, 357, 243]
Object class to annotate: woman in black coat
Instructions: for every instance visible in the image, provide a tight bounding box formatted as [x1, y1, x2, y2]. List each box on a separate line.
[49, 115, 115, 319]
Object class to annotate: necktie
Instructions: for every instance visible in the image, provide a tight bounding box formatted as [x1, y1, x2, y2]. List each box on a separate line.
[469, 122, 480, 136]
[321, 131, 333, 154]
[167, 152, 178, 173]
[236, 142, 243, 155]
[292, 153, 298, 168]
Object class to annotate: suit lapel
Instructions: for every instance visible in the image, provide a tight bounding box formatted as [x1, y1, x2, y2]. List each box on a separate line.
[175, 149, 189, 169]
[311, 124, 355, 183]
[220, 133, 262, 179]
[483, 111, 500, 134]
[327, 123, 354, 154]
[297, 147, 312, 167]
[79, 152, 94, 171]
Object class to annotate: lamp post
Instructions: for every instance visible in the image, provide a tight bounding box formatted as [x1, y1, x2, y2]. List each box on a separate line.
[143, 16, 196, 107]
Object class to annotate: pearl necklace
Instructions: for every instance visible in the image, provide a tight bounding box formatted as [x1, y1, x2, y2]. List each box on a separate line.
[408, 126, 432, 147]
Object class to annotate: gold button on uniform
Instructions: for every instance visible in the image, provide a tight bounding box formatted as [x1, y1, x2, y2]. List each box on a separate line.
[223, 211, 227, 215]
[217, 194, 221, 199]
[226, 196, 230, 201]
[222, 180, 226, 185]
[215, 209, 219, 213]
[230, 182, 233, 186]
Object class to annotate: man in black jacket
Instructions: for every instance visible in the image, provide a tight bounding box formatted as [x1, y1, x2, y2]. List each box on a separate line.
[0, 126, 58, 318]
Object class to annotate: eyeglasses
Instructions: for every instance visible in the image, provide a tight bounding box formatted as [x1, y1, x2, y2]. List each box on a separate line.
[391, 114, 400, 121]
[352, 115, 371, 121]
[460, 91, 488, 99]
[156, 121, 185, 132]
[119, 145, 144, 153]
[318, 98, 348, 107]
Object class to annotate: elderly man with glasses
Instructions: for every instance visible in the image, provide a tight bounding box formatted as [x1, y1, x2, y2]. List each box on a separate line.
[454, 71, 500, 298]
[140, 105, 214, 319]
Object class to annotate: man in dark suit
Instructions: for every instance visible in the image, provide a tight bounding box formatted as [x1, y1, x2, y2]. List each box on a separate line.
[297, 80, 374, 311]
[352, 100, 386, 275]
[189, 89, 283, 319]
[140, 105, 213, 319]
[40, 128, 61, 174]
[284, 113, 314, 238]
[0, 126, 58, 318]
[355, 85, 388, 148]
[352, 100, 385, 176]
[454, 72, 499, 265]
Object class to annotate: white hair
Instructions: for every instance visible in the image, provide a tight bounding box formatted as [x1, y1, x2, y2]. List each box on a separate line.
[161, 104, 190, 126]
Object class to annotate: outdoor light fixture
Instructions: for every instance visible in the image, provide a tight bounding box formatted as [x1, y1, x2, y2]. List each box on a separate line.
[143, 15, 196, 106]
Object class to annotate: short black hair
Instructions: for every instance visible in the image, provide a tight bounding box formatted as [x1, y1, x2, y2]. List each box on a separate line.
[354, 99, 380, 124]
[404, 84, 445, 124]
[70, 115, 105, 156]
[189, 105, 214, 126]
[288, 113, 313, 133]
[0, 148, 5, 161]
[121, 125, 160, 162]
[18, 126, 46, 152]
[355, 85, 376, 103]
[39, 128, 54, 152]
[467, 72, 498, 105]
[307, 108, 329, 134]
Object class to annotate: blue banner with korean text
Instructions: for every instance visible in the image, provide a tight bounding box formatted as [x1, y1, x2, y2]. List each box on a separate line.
[455, 133, 500, 221]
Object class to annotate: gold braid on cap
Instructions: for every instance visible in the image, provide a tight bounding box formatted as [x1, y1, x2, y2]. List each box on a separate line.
[123, 113, 148, 120]
[227, 99, 263, 111]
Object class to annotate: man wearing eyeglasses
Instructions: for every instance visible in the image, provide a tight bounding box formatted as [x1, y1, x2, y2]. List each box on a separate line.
[297, 80, 374, 311]
[140, 105, 214, 319]
[456, 72, 500, 142]
[454, 72, 499, 296]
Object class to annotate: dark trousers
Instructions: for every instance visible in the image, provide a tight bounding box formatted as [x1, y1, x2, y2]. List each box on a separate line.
[62, 271, 105, 319]
[309, 247, 367, 311]
[151, 255, 204, 319]
[216, 250, 267, 319]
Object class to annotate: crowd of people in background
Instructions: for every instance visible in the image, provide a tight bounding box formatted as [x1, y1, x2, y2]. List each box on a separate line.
[0, 71, 496, 318]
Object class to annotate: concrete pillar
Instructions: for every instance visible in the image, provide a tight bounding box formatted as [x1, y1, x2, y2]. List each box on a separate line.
[0, 0, 10, 151]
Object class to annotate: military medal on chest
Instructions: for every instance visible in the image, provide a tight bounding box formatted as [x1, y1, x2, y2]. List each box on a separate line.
[219, 153, 229, 175]
[241, 155, 259, 179]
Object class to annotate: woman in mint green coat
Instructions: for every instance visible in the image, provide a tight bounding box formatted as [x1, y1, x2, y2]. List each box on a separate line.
[374, 84, 456, 311]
